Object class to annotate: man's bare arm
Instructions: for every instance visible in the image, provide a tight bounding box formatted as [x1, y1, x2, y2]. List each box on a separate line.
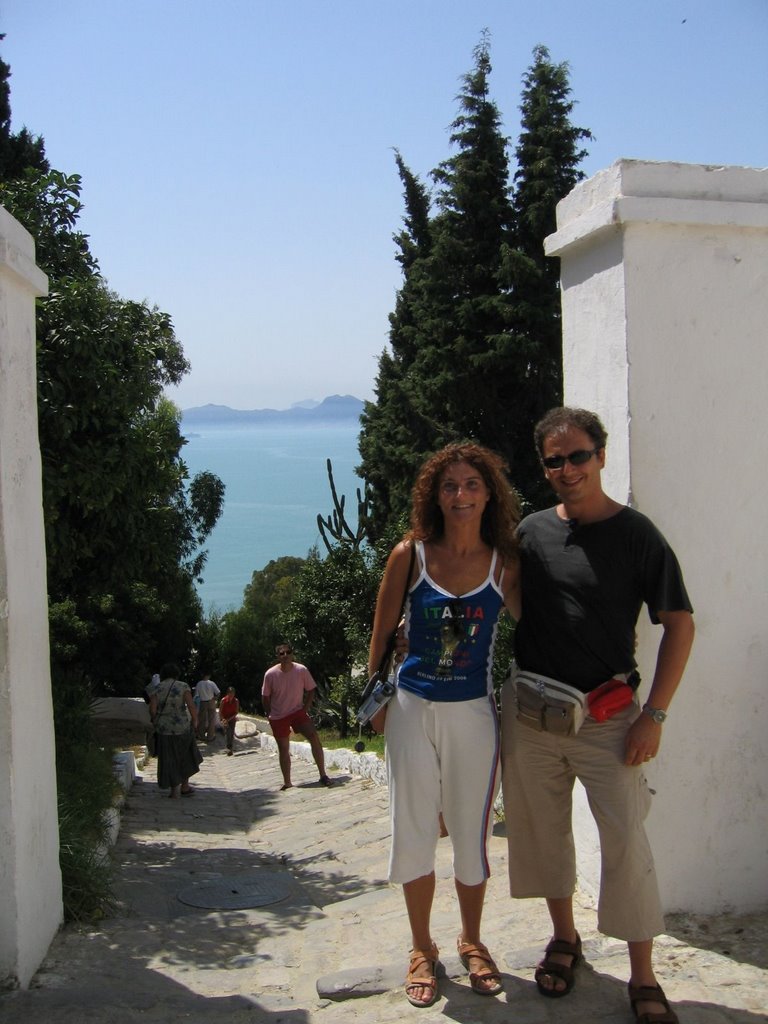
[624, 610, 694, 766]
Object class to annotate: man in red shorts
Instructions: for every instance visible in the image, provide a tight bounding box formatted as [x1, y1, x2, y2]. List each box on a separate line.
[261, 643, 332, 790]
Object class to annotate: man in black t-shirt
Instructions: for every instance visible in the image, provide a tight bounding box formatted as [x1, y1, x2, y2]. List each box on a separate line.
[502, 407, 694, 1024]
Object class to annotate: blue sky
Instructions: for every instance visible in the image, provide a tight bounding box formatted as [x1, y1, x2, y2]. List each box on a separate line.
[3, 0, 766, 411]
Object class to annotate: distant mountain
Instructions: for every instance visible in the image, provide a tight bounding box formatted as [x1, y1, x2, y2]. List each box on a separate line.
[182, 394, 364, 427]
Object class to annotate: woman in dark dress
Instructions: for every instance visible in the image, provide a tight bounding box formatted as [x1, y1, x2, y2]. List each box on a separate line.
[149, 662, 203, 798]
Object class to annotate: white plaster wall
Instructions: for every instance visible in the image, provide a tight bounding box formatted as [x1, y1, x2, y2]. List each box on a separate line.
[0, 205, 61, 988]
[545, 160, 768, 914]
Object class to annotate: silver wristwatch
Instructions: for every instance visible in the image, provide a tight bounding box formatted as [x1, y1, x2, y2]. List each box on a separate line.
[642, 703, 667, 724]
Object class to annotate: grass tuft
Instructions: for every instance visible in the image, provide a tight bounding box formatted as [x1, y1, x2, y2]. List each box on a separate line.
[316, 727, 385, 758]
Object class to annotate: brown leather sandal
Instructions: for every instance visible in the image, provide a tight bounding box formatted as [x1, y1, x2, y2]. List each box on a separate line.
[628, 982, 679, 1024]
[534, 932, 582, 998]
[405, 943, 440, 1008]
[457, 937, 503, 996]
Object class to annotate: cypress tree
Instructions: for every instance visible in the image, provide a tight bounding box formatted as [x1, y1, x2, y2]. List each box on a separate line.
[357, 151, 437, 540]
[506, 44, 593, 504]
[0, 45, 224, 688]
[417, 32, 517, 447]
[359, 37, 592, 537]
[0, 41, 48, 179]
[359, 35, 518, 537]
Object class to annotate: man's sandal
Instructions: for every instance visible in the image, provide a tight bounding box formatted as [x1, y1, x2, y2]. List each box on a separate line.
[456, 937, 503, 996]
[628, 982, 679, 1024]
[534, 932, 582, 998]
[405, 943, 440, 1008]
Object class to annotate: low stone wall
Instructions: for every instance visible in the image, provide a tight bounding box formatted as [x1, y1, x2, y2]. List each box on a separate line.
[92, 697, 153, 751]
[105, 750, 142, 849]
[254, 722, 506, 819]
[256, 730, 388, 787]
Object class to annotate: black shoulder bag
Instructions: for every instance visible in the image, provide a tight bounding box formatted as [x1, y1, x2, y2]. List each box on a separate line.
[148, 681, 173, 756]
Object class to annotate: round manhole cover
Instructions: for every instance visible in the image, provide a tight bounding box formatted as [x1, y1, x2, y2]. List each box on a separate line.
[177, 871, 292, 909]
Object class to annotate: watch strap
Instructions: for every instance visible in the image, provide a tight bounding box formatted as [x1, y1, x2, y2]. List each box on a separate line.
[642, 703, 667, 723]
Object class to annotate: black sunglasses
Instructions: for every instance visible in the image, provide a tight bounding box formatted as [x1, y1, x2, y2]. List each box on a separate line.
[542, 447, 602, 471]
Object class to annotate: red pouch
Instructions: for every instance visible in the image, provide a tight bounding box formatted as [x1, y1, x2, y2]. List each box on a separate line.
[587, 678, 634, 722]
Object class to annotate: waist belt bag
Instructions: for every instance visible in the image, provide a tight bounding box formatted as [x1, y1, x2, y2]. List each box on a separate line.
[513, 669, 587, 737]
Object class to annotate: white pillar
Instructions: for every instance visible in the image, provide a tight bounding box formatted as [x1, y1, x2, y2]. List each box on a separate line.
[0, 205, 61, 987]
[545, 160, 768, 914]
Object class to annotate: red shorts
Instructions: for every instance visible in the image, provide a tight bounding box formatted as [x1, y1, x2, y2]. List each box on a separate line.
[269, 707, 314, 740]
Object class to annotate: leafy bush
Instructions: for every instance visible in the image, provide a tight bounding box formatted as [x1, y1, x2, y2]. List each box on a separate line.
[57, 764, 120, 923]
[53, 668, 121, 921]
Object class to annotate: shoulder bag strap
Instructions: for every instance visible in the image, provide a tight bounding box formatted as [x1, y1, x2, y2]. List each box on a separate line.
[154, 680, 174, 721]
[376, 543, 416, 677]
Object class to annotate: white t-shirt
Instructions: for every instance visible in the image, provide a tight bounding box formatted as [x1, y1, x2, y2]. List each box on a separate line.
[195, 677, 221, 701]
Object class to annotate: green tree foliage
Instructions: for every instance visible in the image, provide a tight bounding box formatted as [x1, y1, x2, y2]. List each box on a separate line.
[0, 40, 48, 178]
[242, 554, 306, 616]
[0, 58, 224, 695]
[200, 555, 307, 707]
[505, 43, 593, 505]
[513, 45, 592, 265]
[0, 44, 224, 922]
[0, 170, 225, 691]
[278, 462, 388, 735]
[357, 153, 437, 537]
[201, 465, 388, 727]
[358, 36, 592, 536]
[279, 543, 380, 735]
[53, 668, 120, 921]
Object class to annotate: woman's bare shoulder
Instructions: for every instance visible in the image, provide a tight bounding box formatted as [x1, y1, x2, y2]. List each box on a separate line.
[387, 538, 414, 565]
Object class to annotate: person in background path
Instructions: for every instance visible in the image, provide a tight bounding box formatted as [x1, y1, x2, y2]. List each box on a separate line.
[149, 663, 203, 798]
[261, 643, 331, 790]
[195, 672, 221, 742]
[501, 407, 694, 1024]
[219, 686, 240, 756]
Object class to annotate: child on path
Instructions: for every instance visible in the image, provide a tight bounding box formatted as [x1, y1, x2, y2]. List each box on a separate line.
[219, 686, 240, 755]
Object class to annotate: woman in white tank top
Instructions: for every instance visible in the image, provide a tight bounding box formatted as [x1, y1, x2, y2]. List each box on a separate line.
[368, 442, 521, 1008]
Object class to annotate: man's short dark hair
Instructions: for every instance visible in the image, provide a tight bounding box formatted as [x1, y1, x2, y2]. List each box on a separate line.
[534, 407, 608, 457]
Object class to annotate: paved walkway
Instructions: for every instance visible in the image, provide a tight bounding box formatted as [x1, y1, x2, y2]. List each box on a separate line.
[2, 724, 767, 1024]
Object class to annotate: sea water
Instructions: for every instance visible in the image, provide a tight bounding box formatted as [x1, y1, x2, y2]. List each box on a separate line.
[182, 423, 363, 612]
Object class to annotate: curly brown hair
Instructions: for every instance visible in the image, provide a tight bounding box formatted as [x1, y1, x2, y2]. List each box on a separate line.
[407, 442, 521, 562]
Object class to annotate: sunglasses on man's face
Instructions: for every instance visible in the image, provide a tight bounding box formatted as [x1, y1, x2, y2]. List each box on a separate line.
[541, 447, 602, 471]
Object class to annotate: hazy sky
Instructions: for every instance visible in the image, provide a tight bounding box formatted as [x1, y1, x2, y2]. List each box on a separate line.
[3, 1, 766, 411]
